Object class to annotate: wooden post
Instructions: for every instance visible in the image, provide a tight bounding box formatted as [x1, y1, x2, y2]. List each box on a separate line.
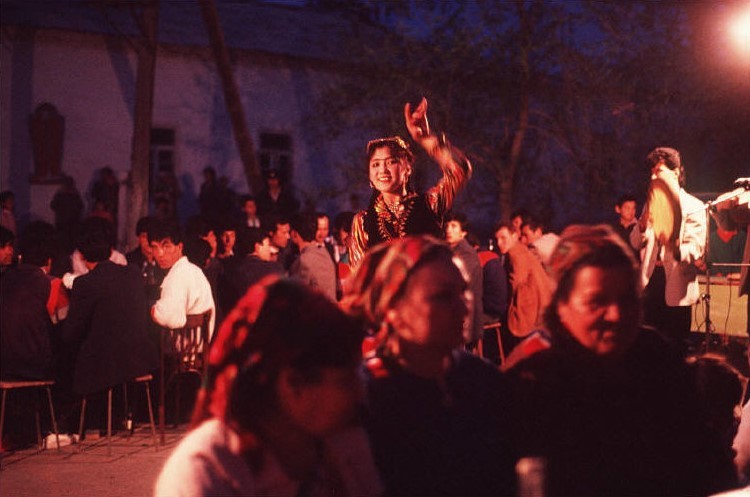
[199, 0, 263, 195]
[125, 0, 159, 251]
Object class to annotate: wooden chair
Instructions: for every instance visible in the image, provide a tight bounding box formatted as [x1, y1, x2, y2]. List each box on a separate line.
[77, 374, 158, 456]
[159, 310, 212, 443]
[0, 380, 59, 455]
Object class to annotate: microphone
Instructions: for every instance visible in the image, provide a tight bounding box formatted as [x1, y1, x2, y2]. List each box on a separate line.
[734, 177, 750, 189]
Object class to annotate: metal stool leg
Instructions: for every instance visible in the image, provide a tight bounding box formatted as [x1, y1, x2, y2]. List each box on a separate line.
[44, 386, 60, 452]
[496, 326, 506, 365]
[77, 397, 87, 450]
[107, 388, 112, 456]
[0, 389, 7, 452]
[144, 381, 158, 451]
[34, 404, 42, 450]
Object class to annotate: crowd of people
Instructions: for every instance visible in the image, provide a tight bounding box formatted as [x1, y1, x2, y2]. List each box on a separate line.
[1, 98, 750, 496]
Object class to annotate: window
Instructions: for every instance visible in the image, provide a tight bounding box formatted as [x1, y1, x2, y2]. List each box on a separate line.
[259, 132, 293, 182]
[149, 128, 177, 215]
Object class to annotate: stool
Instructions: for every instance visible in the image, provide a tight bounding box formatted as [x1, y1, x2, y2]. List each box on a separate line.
[78, 375, 158, 456]
[479, 321, 506, 365]
[0, 380, 60, 453]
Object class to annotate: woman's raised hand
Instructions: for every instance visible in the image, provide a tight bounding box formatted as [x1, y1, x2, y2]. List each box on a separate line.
[404, 97, 431, 143]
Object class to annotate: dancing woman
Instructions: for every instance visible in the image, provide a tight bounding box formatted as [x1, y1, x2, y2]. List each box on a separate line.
[348, 98, 471, 267]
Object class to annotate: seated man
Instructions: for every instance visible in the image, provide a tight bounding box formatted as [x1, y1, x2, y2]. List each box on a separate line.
[495, 222, 553, 341]
[149, 220, 215, 337]
[290, 213, 337, 301]
[218, 226, 283, 311]
[1, 224, 56, 380]
[126, 216, 166, 304]
[0, 225, 15, 273]
[61, 218, 159, 397]
[444, 212, 483, 344]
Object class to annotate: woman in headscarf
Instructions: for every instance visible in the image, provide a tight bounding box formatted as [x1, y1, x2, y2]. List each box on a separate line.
[507, 224, 736, 496]
[341, 235, 517, 496]
[155, 276, 381, 497]
[348, 98, 471, 268]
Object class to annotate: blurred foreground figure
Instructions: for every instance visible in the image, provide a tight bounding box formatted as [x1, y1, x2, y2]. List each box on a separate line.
[342, 236, 517, 496]
[508, 224, 735, 495]
[155, 277, 381, 497]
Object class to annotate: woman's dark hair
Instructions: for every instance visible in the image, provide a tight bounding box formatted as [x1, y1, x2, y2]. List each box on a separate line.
[366, 136, 414, 164]
[193, 278, 364, 433]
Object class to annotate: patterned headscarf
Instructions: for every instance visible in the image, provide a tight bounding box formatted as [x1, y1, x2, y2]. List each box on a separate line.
[340, 235, 453, 339]
[546, 224, 638, 290]
[193, 275, 363, 431]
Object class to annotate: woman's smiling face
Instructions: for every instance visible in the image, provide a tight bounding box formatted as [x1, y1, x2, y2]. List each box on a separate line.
[368, 146, 411, 196]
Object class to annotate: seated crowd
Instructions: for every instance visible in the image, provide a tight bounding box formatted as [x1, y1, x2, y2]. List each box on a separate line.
[1, 188, 749, 496]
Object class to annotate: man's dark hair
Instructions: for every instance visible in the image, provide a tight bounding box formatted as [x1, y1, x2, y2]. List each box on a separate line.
[77, 217, 115, 262]
[493, 221, 514, 233]
[615, 194, 637, 208]
[510, 207, 530, 224]
[290, 213, 318, 242]
[262, 214, 290, 236]
[521, 215, 544, 233]
[645, 147, 685, 186]
[202, 166, 216, 181]
[445, 211, 470, 232]
[184, 237, 210, 268]
[334, 211, 354, 234]
[0, 225, 14, 247]
[19, 221, 58, 267]
[148, 220, 183, 245]
[0, 190, 14, 205]
[135, 216, 155, 236]
[240, 194, 256, 205]
[235, 227, 268, 256]
[184, 216, 211, 240]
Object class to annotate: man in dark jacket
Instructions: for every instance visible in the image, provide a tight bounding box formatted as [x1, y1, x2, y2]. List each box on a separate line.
[62, 218, 158, 397]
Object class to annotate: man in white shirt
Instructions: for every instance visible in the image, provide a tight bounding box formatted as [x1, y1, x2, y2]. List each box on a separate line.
[630, 147, 706, 355]
[149, 221, 215, 338]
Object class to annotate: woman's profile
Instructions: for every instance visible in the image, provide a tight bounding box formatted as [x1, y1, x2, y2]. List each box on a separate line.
[155, 277, 381, 497]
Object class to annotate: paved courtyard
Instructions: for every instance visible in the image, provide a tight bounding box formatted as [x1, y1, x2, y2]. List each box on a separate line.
[0, 427, 185, 497]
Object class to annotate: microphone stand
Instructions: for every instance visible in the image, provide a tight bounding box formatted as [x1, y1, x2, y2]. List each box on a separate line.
[699, 201, 714, 354]
[699, 185, 750, 353]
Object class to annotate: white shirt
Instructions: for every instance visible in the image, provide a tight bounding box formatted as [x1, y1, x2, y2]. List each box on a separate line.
[155, 419, 382, 497]
[152, 256, 215, 337]
[62, 249, 127, 289]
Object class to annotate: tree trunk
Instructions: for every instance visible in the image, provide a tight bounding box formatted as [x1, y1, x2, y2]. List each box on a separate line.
[496, 2, 533, 223]
[199, 0, 263, 195]
[124, 0, 159, 251]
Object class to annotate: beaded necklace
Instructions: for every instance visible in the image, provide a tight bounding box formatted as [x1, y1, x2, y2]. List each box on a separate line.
[373, 193, 417, 241]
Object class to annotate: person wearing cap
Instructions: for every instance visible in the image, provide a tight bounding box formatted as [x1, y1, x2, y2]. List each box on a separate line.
[630, 147, 706, 355]
[256, 168, 300, 221]
[506, 224, 735, 495]
[348, 98, 472, 268]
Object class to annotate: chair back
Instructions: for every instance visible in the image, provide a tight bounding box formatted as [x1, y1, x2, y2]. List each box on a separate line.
[162, 310, 212, 375]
